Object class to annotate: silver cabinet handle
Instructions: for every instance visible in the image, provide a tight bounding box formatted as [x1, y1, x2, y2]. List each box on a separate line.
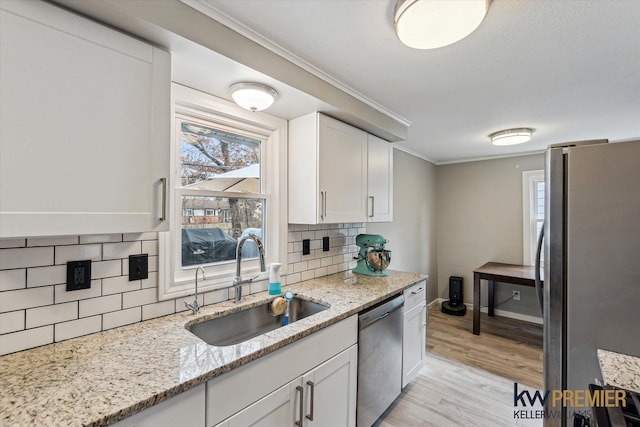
[369, 196, 375, 217]
[295, 385, 304, 426]
[306, 380, 315, 421]
[323, 191, 327, 218]
[411, 287, 425, 295]
[159, 178, 167, 221]
[320, 191, 327, 220]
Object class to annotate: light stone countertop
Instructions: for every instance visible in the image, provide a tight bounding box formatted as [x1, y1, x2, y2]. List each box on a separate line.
[597, 349, 640, 393]
[0, 269, 426, 427]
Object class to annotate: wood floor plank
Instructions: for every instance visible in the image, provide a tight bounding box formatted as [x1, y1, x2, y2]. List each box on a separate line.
[374, 306, 544, 426]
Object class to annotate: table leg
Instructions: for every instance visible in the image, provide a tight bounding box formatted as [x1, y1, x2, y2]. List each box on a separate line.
[473, 272, 480, 335]
[488, 280, 495, 317]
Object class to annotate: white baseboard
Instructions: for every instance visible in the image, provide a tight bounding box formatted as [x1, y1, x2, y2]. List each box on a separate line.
[429, 298, 543, 325]
[478, 307, 543, 325]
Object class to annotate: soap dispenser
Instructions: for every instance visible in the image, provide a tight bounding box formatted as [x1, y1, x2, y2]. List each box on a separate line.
[268, 263, 282, 295]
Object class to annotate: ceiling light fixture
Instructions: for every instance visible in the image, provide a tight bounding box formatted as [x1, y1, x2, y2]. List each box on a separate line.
[394, 0, 489, 49]
[229, 82, 278, 112]
[489, 128, 534, 146]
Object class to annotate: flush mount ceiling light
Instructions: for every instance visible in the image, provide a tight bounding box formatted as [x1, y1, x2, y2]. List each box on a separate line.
[489, 128, 534, 146]
[229, 82, 278, 112]
[394, 0, 489, 49]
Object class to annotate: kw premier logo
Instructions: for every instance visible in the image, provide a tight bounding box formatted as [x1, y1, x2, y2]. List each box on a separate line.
[512, 383, 627, 420]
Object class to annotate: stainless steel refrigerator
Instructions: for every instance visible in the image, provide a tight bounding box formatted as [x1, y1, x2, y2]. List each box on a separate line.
[541, 139, 640, 426]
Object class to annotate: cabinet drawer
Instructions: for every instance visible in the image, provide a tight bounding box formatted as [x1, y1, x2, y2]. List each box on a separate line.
[403, 280, 427, 311]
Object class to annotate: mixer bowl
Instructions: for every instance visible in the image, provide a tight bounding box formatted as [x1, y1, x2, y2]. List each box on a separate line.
[366, 249, 391, 272]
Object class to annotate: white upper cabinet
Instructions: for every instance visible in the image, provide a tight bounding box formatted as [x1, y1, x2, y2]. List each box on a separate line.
[289, 113, 368, 224]
[367, 134, 393, 222]
[0, 0, 170, 238]
[289, 112, 392, 224]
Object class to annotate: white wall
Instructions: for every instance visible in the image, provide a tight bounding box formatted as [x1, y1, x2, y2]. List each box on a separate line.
[436, 153, 544, 317]
[367, 148, 438, 303]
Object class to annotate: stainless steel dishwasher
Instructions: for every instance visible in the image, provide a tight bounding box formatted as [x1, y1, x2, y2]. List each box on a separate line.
[356, 293, 404, 427]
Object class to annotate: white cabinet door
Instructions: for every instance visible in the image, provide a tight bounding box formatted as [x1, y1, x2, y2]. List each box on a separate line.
[0, 0, 170, 238]
[224, 380, 298, 427]
[302, 345, 357, 427]
[318, 115, 368, 224]
[112, 384, 205, 427]
[217, 345, 357, 427]
[366, 134, 393, 222]
[289, 113, 367, 224]
[402, 301, 427, 388]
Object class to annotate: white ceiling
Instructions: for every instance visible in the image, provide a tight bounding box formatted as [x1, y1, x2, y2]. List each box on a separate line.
[188, 0, 640, 164]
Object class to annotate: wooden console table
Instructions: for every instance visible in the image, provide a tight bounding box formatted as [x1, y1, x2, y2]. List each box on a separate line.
[472, 262, 540, 335]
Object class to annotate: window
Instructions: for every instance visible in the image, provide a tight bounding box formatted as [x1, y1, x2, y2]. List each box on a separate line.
[522, 170, 545, 266]
[159, 84, 287, 301]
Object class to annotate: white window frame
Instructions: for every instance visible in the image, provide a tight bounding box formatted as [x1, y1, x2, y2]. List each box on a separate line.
[522, 170, 545, 266]
[158, 84, 287, 301]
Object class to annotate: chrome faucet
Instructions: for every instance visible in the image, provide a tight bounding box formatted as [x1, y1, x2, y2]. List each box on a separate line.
[185, 266, 205, 315]
[233, 233, 266, 303]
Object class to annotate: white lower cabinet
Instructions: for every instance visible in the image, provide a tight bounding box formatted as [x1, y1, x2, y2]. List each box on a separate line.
[402, 281, 428, 388]
[111, 384, 205, 427]
[207, 316, 358, 427]
[218, 346, 357, 427]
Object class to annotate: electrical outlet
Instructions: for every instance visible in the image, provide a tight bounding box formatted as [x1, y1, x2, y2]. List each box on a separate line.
[513, 290, 521, 301]
[302, 239, 310, 255]
[66, 260, 92, 291]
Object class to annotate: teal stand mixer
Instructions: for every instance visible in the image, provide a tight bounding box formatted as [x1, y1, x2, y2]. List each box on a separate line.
[352, 234, 391, 276]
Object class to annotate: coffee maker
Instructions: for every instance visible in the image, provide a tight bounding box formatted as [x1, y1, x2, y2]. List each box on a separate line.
[352, 234, 391, 276]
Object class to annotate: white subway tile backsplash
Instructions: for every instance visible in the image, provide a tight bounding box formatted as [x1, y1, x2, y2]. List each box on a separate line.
[55, 244, 101, 265]
[307, 259, 321, 269]
[122, 288, 157, 309]
[54, 280, 101, 303]
[301, 270, 315, 281]
[293, 261, 308, 273]
[27, 265, 66, 288]
[141, 272, 158, 290]
[103, 307, 141, 330]
[79, 294, 122, 318]
[0, 269, 25, 291]
[0, 238, 26, 249]
[79, 234, 123, 244]
[123, 232, 157, 241]
[141, 300, 175, 321]
[286, 272, 301, 285]
[103, 241, 141, 260]
[0, 287, 54, 313]
[148, 255, 158, 272]
[26, 302, 77, 329]
[55, 316, 101, 342]
[27, 236, 78, 247]
[103, 275, 139, 295]
[0, 326, 53, 356]
[92, 260, 122, 279]
[313, 267, 328, 278]
[0, 311, 24, 334]
[203, 288, 229, 306]
[0, 223, 358, 355]
[0, 247, 53, 269]
[141, 240, 158, 256]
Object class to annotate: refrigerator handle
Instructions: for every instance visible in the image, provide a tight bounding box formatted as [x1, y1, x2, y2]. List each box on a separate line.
[535, 226, 544, 314]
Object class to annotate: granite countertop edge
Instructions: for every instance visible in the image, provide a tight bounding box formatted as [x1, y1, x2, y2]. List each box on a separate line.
[597, 348, 640, 393]
[0, 270, 427, 427]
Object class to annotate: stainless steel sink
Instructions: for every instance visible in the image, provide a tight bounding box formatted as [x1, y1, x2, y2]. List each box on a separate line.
[187, 298, 329, 346]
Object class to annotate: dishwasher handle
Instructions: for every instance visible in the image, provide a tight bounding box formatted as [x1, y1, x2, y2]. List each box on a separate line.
[358, 294, 404, 330]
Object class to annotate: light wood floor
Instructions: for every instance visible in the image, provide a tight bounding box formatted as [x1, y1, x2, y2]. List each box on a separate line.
[375, 307, 543, 426]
